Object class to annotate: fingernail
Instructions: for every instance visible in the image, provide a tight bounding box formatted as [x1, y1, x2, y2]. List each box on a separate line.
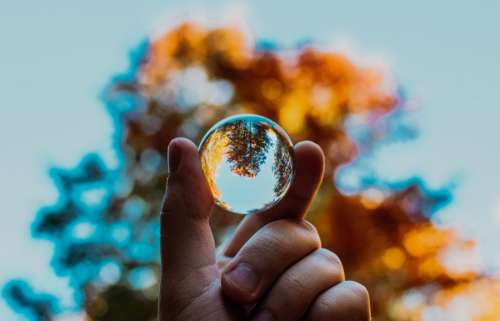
[253, 310, 274, 321]
[167, 140, 182, 174]
[224, 263, 259, 294]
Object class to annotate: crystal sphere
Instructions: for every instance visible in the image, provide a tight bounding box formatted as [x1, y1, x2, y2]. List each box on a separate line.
[199, 114, 294, 215]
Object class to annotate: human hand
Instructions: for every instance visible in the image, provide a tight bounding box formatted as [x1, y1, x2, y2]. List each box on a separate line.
[159, 137, 371, 321]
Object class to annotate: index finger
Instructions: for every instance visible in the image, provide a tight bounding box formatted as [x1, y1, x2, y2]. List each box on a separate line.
[223, 140, 325, 257]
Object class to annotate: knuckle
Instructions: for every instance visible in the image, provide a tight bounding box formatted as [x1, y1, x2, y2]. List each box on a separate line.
[265, 219, 320, 247]
[345, 280, 370, 304]
[265, 218, 297, 234]
[313, 282, 371, 321]
[302, 219, 319, 237]
[247, 233, 281, 258]
[316, 248, 342, 267]
[283, 273, 309, 294]
[264, 218, 288, 231]
[314, 293, 334, 317]
[315, 249, 345, 279]
[296, 219, 321, 247]
[243, 219, 321, 266]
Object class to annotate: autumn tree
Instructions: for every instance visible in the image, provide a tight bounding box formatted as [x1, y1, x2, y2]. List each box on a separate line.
[5, 22, 500, 321]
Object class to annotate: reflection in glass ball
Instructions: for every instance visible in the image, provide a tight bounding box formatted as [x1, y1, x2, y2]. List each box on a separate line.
[199, 114, 294, 215]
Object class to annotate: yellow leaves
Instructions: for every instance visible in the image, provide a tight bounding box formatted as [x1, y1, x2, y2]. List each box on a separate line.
[310, 85, 341, 127]
[278, 90, 308, 135]
[143, 23, 205, 87]
[382, 247, 407, 270]
[205, 27, 249, 69]
[403, 225, 452, 258]
[139, 22, 399, 139]
[418, 256, 445, 279]
[277, 82, 343, 135]
[200, 130, 229, 201]
[260, 79, 283, 101]
[393, 279, 500, 321]
[141, 23, 249, 91]
[401, 225, 481, 281]
[349, 67, 395, 113]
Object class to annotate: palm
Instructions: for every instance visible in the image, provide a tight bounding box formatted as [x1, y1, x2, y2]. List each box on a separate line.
[165, 256, 243, 321]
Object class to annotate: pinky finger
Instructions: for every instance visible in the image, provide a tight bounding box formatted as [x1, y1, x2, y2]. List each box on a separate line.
[305, 281, 371, 321]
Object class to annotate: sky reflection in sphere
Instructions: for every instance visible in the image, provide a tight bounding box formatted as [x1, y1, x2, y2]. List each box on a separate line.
[199, 114, 294, 215]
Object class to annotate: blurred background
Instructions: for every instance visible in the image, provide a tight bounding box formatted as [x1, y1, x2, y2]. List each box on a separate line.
[1, 0, 500, 320]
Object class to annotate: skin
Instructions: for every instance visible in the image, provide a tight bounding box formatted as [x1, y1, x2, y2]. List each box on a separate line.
[159, 137, 371, 321]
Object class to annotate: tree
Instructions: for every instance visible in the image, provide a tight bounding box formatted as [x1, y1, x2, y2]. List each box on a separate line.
[6, 22, 500, 321]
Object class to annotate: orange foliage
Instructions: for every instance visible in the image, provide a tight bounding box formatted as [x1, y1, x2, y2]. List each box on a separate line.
[99, 22, 495, 321]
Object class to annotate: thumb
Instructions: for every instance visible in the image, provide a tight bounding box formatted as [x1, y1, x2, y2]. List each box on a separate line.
[160, 137, 215, 275]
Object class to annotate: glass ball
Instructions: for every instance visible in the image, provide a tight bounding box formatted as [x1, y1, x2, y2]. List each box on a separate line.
[199, 114, 294, 215]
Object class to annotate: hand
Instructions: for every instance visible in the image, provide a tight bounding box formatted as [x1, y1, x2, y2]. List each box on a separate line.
[159, 137, 371, 321]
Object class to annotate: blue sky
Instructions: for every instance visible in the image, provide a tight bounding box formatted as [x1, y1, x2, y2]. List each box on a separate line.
[1, 0, 499, 319]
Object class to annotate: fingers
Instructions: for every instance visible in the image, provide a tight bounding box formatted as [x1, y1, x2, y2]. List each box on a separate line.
[306, 281, 371, 321]
[221, 219, 321, 304]
[224, 141, 324, 257]
[160, 138, 215, 275]
[264, 141, 325, 219]
[252, 249, 345, 321]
